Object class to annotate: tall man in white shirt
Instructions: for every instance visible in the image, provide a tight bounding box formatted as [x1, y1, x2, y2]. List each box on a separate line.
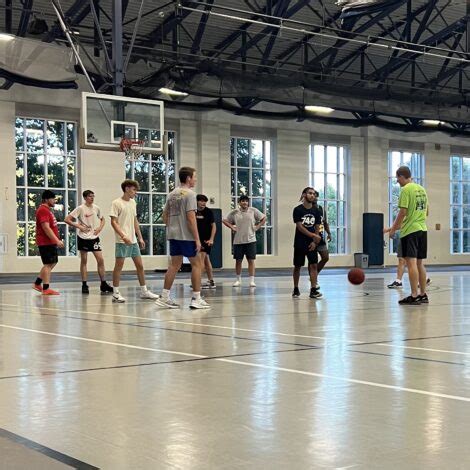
[65, 190, 113, 294]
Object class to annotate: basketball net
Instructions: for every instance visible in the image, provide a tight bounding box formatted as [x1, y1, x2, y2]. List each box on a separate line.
[120, 138, 144, 162]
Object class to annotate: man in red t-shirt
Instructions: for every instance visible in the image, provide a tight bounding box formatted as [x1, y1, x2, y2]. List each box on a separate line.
[33, 190, 64, 295]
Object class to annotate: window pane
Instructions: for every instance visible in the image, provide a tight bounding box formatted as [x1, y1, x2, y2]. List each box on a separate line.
[252, 198, 263, 214]
[464, 231, 470, 253]
[230, 138, 235, 166]
[16, 154, 24, 186]
[326, 146, 337, 173]
[451, 156, 461, 180]
[57, 224, 66, 256]
[27, 154, 45, 186]
[68, 191, 77, 214]
[463, 158, 470, 181]
[452, 206, 461, 229]
[338, 174, 345, 200]
[391, 179, 400, 203]
[134, 161, 149, 192]
[326, 174, 337, 199]
[451, 183, 461, 204]
[231, 168, 236, 196]
[68, 226, 77, 256]
[153, 226, 167, 255]
[16, 119, 24, 151]
[313, 145, 324, 173]
[168, 132, 176, 162]
[251, 140, 263, 168]
[140, 225, 150, 255]
[67, 123, 76, 155]
[266, 199, 272, 225]
[47, 121, 65, 153]
[17, 188, 25, 221]
[231, 198, 236, 210]
[327, 202, 337, 227]
[27, 222, 38, 256]
[168, 163, 176, 191]
[47, 154, 65, 188]
[126, 161, 132, 180]
[54, 190, 66, 220]
[338, 201, 345, 227]
[338, 229, 345, 254]
[402, 152, 412, 167]
[17, 223, 26, 256]
[151, 159, 166, 192]
[27, 189, 43, 220]
[152, 194, 166, 224]
[236, 139, 250, 167]
[265, 141, 271, 169]
[265, 170, 271, 198]
[26, 128, 44, 154]
[390, 151, 401, 175]
[463, 184, 470, 205]
[313, 173, 324, 199]
[339, 147, 345, 174]
[464, 206, 470, 228]
[67, 156, 76, 189]
[136, 193, 150, 224]
[256, 228, 264, 255]
[329, 230, 337, 254]
[452, 231, 461, 253]
[237, 169, 249, 195]
[251, 170, 264, 196]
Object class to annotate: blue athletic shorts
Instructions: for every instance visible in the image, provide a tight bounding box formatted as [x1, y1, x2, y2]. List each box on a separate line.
[169, 240, 197, 258]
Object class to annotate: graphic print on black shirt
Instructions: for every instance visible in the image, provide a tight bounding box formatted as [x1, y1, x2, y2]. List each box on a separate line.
[293, 204, 322, 249]
[196, 207, 215, 242]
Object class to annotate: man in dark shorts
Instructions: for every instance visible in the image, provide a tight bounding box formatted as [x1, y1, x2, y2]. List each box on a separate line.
[32, 190, 64, 295]
[65, 190, 113, 294]
[223, 195, 266, 287]
[385, 166, 429, 305]
[196, 194, 217, 289]
[292, 187, 323, 299]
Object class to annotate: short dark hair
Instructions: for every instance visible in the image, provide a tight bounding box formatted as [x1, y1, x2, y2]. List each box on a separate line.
[239, 195, 249, 203]
[396, 166, 412, 179]
[42, 190, 56, 201]
[121, 179, 140, 192]
[197, 194, 208, 202]
[83, 190, 94, 198]
[179, 166, 196, 184]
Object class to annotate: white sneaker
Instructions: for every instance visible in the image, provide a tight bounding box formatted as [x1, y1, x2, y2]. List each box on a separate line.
[315, 283, 320, 289]
[140, 290, 160, 300]
[233, 280, 241, 287]
[249, 281, 256, 287]
[112, 293, 126, 303]
[155, 297, 180, 309]
[190, 297, 211, 309]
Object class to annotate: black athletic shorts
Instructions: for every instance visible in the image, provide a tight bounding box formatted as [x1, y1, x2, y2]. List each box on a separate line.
[78, 237, 102, 252]
[400, 231, 427, 259]
[233, 242, 257, 260]
[293, 246, 318, 267]
[39, 245, 58, 265]
[201, 241, 212, 255]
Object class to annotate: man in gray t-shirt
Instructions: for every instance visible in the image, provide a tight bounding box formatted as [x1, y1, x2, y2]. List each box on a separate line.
[223, 195, 266, 287]
[155, 166, 210, 310]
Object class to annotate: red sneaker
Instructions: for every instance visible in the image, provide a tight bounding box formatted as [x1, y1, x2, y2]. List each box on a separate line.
[32, 284, 43, 292]
[42, 288, 60, 296]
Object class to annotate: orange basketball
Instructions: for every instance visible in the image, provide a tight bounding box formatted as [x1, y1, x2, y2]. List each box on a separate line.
[348, 268, 365, 285]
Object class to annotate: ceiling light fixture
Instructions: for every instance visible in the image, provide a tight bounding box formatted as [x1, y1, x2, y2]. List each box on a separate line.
[158, 87, 188, 97]
[305, 105, 335, 113]
[0, 33, 15, 41]
[422, 119, 444, 126]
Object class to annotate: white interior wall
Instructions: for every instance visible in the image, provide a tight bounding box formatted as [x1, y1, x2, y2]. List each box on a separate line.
[1, 81, 470, 274]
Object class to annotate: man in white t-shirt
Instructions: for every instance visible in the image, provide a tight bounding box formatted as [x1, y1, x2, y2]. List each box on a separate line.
[65, 190, 113, 294]
[109, 179, 159, 303]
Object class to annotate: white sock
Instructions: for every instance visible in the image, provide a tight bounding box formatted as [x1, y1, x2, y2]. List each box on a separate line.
[237, 275, 241, 281]
[250, 276, 255, 283]
[113, 287, 119, 295]
[192, 291, 201, 300]
[162, 289, 170, 300]
[396, 279, 402, 283]
[140, 285, 148, 294]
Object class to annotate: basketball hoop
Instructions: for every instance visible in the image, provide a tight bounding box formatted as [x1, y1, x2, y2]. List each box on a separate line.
[120, 138, 144, 162]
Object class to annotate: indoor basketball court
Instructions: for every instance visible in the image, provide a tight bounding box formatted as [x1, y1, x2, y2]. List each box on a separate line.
[1, 0, 470, 468]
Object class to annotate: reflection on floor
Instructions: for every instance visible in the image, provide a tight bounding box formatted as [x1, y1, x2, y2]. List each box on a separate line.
[0, 271, 469, 469]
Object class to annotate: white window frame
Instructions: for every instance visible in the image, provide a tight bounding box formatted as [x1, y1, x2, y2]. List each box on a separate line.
[450, 154, 470, 254]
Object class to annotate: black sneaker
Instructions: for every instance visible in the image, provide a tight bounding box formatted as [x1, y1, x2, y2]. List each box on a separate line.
[310, 287, 323, 299]
[417, 293, 429, 304]
[100, 282, 114, 294]
[292, 287, 300, 298]
[82, 285, 89, 294]
[426, 278, 432, 286]
[398, 295, 421, 305]
[387, 281, 403, 288]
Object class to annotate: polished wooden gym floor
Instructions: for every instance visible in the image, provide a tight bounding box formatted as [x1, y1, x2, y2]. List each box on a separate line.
[0, 269, 469, 469]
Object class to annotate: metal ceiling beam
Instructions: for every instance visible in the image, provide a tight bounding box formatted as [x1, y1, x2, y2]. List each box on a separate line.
[17, 0, 33, 36]
[5, 0, 12, 34]
[45, 0, 91, 42]
[190, 0, 215, 54]
[366, 17, 468, 82]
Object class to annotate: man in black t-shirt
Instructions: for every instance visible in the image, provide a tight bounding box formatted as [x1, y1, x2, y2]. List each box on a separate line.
[196, 194, 216, 289]
[292, 187, 323, 299]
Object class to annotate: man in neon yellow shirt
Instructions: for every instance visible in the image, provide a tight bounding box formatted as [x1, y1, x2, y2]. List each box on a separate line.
[384, 166, 428, 305]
